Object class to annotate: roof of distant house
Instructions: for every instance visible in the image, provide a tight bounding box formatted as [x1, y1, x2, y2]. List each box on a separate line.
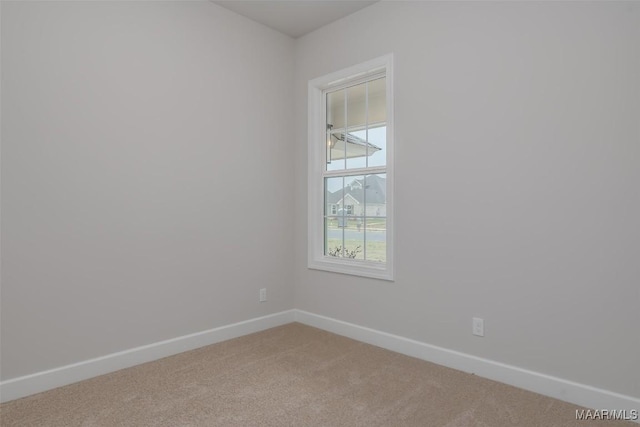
[326, 174, 386, 205]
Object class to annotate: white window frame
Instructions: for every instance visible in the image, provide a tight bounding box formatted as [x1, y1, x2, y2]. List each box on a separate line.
[307, 54, 394, 281]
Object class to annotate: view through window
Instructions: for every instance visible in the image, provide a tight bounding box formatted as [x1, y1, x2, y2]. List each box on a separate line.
[323, 76, 387, 263]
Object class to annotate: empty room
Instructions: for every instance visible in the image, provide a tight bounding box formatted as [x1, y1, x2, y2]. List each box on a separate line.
[1, 0, 638, 425]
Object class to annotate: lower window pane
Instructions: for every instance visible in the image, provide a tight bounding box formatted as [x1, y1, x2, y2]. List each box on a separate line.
[325, 216, 340, 256]
[365, 217, 386, 262]
[325, 216, 364, 260]
[344, 216, 364, 260]
[324, 174, 386, 262]
[325, 177, 343, 216]
[365, 174, 386, 217]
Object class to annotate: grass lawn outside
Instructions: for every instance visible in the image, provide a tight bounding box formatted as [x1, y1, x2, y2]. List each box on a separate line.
[326, 239, 386, 262]
[325, 216, 386, 262]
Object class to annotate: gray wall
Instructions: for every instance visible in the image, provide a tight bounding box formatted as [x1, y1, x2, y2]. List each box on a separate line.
[1, 1, 295, 380]
[294, 2, 640, 398]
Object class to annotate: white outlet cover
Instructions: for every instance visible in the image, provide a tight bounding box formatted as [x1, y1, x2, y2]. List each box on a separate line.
[472, 317, 484, 337]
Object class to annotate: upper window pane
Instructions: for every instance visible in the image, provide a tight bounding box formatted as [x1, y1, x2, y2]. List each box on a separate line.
[346, 83, 367, 170]
[347, 82, 367, 130]
[350, 126, 386, 168]
[326, 89, 346, 171]
[326, 77, 386, 171]
[368, 77, 386, 126]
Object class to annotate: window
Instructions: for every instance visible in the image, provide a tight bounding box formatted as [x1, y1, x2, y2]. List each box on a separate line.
[308, 55, 394, 281]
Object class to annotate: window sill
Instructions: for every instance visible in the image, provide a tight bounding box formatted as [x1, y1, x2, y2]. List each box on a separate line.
[308, 257, 394, 281]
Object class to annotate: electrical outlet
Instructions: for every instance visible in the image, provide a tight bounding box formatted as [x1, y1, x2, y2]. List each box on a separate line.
[259, 288, 267, 302]
[472, 317, 484, 337]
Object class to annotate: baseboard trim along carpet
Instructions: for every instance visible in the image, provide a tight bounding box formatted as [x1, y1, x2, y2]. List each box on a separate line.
[2, 308, 638, 422]
[0, 310, 296, 403]
[293, 310, 640, 422]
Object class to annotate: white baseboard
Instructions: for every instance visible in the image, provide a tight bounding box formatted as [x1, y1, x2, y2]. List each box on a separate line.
[0, 310, 295, 403]
[3, 307, 638, 423]
[294, 309, 640, 421]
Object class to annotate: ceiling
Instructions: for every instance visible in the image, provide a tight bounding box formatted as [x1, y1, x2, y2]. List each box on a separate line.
[212, 1, 379, 38]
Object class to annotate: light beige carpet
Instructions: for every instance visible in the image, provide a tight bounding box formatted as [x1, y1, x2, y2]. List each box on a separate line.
[0, 323, 633, 427]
